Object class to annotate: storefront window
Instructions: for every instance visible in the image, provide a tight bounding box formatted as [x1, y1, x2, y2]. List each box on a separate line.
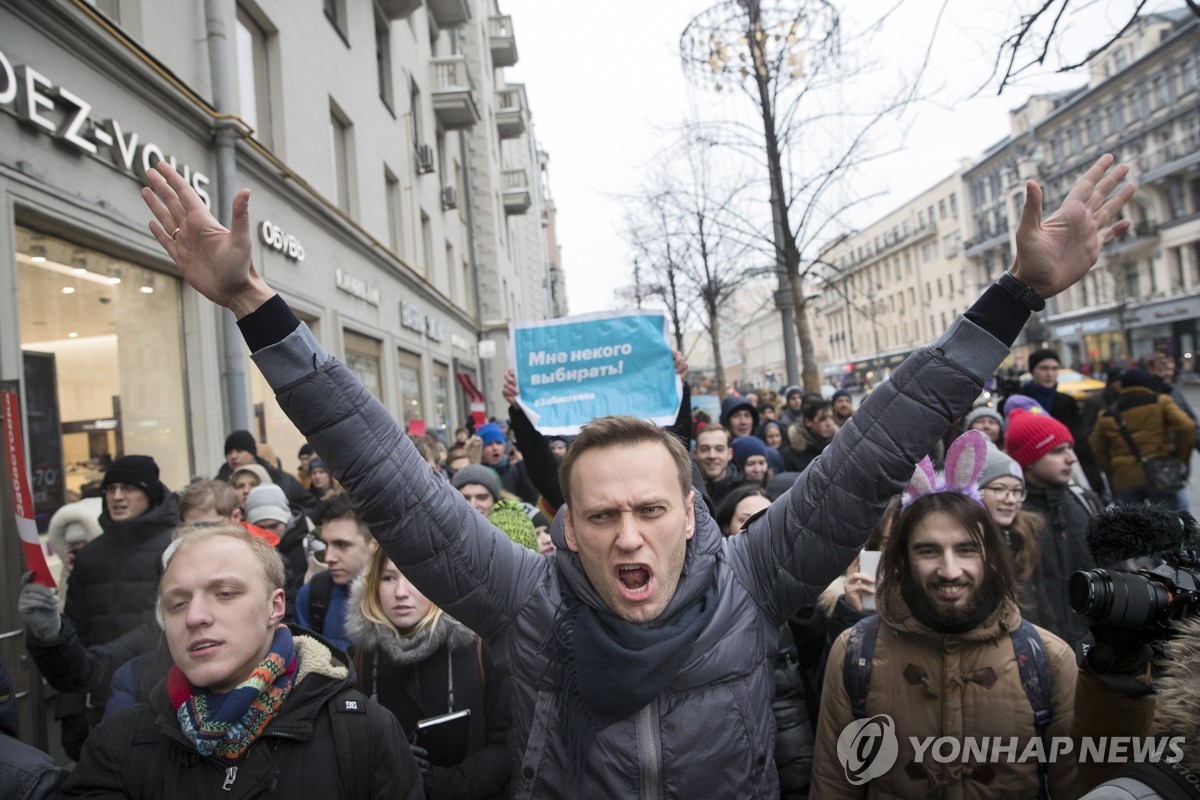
[344, 330, 382, 399]
[16, 226, 190, 514]
[250, 314, 317, 475]
[432, 361, 450, 436]
[397, 349, 423, 428]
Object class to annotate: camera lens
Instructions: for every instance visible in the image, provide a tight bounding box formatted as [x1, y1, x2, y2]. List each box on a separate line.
[1069, 569, 1171, 628]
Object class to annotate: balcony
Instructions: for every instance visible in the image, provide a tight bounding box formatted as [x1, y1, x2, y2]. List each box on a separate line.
[502, 168, 531, 215]
[427, 0, 470, 26]
[1139, 137, 1200, 184]
[1103, 221, 1160, 258]
[489, 15, 518, 68]
[495, 85, 526, 139]
[431, 55, 479, 130]
[377, 0, 421, 20]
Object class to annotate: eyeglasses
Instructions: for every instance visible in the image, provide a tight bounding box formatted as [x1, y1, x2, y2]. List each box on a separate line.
[982, 485, 1027, 501]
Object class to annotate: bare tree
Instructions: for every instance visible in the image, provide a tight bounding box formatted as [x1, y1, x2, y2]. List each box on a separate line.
[988, 0, 1199, 94]
[621, 138, 758, 400]
[681, 0, 930, 392]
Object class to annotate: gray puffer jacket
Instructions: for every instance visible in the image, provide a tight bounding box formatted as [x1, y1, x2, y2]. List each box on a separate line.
[252, 316, 1006, 799]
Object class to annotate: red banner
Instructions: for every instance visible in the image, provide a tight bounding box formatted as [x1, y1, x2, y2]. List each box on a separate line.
[3, 389, 55, 587]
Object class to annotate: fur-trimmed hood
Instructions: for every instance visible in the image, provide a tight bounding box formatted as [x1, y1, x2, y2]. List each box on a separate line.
[1156, 615, 1200, 774]
[47, 497, 104, 559]
[345, 575, 475, 663]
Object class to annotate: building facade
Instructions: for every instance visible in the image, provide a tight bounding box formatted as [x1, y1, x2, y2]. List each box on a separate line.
[0, 0, 561, 729]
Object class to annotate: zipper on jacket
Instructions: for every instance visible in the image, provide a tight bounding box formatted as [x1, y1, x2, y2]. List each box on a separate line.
[636, 701, 663, 800]
[223, 765, 238, 791]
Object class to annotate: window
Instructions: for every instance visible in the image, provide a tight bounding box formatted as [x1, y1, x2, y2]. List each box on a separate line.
[324, 0, 346, 39]
[1087, 115, 1103, 145]
[937, 278, 944, 298]
[446, 242, 455, 300]
[1107, 102, 1125, 134]
[396, 349, 424, 428]
[385, 167, 403, 254]
[1124, 263, 1140, 297]
[432, 362, 451, 435]
[344, 331, 382, 399]
[949, 193, 957, 216]
[462, 258, 473, 312]
[329, 102, 354, 215]
[1114, 47, 1128, 71]
[410, 79, 424, 152]
[235, 6, 273, 147]
[938, 199, 947, 219]
[928, 205, 935, 226]
[420, 211, 433, 278]
[375, 9, 393, 111]
[918, 210, 926, 228]
[942, 233, 958, 258]
[1068, 127, 1083, 154]
[1184, 54, 1200, 91]
[1154, 75, 1172, 109]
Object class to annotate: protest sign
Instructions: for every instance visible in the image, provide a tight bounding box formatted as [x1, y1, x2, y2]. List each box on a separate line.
[510, 310, 681, 435]
[2, 387, 55, 587]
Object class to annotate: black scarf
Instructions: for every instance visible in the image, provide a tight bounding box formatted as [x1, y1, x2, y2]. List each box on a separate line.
[542, 573, 720, 780]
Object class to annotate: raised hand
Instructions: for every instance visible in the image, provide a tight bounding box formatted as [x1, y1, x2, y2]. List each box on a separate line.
[1012, 153, 1136, 299]
[139, 162, 273, 318]
[503, 368, 520, 406]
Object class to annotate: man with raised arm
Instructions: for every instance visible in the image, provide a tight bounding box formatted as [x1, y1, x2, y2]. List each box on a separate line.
[139, 155, 1133, 798]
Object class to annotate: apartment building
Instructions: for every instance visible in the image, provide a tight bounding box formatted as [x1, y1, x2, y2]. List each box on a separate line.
[0, 0, 561, 502]
[811, 172, 968, 385]
[963, 9, 1200, 370]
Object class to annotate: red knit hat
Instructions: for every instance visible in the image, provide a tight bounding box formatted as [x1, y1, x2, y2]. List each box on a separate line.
[1004, 408, 1074, 469]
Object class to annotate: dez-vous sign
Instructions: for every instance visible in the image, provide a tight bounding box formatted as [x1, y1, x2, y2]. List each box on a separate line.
[0, 45, 212, 206]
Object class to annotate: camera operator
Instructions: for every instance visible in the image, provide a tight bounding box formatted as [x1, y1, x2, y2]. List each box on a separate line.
[1072, 505, 1200, 798]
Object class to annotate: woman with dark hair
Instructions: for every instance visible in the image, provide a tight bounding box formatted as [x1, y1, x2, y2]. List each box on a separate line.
[347, 548, 508, 799]
[715, 485, 772, 536]
[759, 419, 785, 451]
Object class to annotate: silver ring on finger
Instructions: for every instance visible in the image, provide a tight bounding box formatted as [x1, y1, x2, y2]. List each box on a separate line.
[170, 227, 181, 240]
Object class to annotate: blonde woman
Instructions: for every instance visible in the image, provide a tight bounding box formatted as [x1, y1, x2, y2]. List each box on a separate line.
[347, 548, 508, 799]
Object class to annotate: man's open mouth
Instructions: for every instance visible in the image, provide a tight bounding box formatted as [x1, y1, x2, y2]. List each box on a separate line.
[617, 565, 652, 599]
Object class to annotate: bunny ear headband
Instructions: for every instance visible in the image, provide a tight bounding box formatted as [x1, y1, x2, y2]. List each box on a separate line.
[901, 429, 988, 509]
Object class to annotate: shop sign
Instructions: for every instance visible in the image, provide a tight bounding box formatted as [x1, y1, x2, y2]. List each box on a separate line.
[260, 220, 305, 261]
[451, 334, 471, 353]
[1081, 318, 1115, 334]
[335, 269, 379, 306]
[401, 300, 443, 342]
[0, 46, 212, 206]
[1053, 323, 1081, 338]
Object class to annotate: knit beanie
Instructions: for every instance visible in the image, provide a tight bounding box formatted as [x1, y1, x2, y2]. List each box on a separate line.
[1003, 395, 1047, 420]
[102, 455, 163, 505]
[476, 423, 506, 447]
[450, 464, 500, 500]
[831, 389, 851, 402]
[1120, 367, 1155, 390]
[730, 436, 768, 466]
[784, 385, 803, 401]
[308, 456, 327, 473]
[1005, 409, 1074, 469]
[231, 463, 273, 487]
[244, 484, 290, 525]
[1028, 349, 1060, 371]
[963, 406, 1004, 433]
[489, 499, 538, 551]
[977, 444, 1025, 489]
[224, 429, 258, 456]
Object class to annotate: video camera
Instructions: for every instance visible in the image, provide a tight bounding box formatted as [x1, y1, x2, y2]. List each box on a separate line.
[1068, 505, 1200, 639]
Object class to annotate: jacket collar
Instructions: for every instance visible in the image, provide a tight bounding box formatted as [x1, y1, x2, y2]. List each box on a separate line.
[877, 576, 1021, 643]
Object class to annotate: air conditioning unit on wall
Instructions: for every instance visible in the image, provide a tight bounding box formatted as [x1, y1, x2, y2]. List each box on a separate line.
[415, 144, 435, 175]
[441, 186, 458, 210]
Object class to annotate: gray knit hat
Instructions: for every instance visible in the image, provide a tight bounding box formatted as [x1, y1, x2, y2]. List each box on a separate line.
[977, 444, 1024, 489]
[963, 406, 1004, 434]
[450, 464, 500, 501]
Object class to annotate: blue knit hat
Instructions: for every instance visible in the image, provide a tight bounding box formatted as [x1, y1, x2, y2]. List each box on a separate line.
[730, 436, 768, 467]
[477, 423, 506, 447]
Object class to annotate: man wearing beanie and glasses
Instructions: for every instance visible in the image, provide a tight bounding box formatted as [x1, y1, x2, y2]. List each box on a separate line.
[19, 455, 180, 759]
[1005, 408, 1103, 656]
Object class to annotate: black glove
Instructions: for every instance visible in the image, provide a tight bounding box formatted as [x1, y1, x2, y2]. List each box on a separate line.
[410, 743, 433, 796]
[18, 571, 62, 641]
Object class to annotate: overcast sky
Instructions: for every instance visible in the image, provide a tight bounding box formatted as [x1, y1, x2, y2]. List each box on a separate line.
[502, 0, 1175, 317]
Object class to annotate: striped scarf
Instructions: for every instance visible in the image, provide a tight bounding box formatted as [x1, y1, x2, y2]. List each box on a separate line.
[168, 625, 296, 760]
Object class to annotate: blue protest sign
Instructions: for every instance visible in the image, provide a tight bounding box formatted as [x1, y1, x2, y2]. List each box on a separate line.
[510, 310, 682, 435]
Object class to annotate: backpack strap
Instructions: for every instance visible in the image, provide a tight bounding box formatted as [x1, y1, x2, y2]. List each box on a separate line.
[1010, 619, 1053, 800]
[842, 615, 881, 720]
[307, 570, 334, 635]
[329, 687, 371, 800]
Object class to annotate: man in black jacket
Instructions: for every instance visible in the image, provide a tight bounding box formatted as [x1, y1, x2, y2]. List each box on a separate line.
[59, 524, 421, 798]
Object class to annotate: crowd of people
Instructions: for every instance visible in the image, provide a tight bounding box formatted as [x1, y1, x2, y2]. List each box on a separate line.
[5, 153, 1199, 799]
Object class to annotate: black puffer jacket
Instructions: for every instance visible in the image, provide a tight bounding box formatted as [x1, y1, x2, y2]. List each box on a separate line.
[59, 629, 422, 799]
[1022, 482, 1101, 654]
[64, 489, 179, 650]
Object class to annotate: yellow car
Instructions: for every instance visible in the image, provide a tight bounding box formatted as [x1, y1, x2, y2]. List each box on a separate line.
[1018, 369, 1106, 401]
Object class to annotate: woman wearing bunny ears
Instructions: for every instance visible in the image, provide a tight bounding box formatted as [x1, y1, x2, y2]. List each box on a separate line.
[812, 431, 1079, 798]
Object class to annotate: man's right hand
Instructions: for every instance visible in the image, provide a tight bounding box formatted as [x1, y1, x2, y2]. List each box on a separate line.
[140, 162, 274, 318]
[503, 369, 519, 407]
[18, 572, 62, 641]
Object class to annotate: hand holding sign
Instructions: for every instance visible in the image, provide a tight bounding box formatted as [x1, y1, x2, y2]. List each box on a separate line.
[510, 311, 682, 435]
